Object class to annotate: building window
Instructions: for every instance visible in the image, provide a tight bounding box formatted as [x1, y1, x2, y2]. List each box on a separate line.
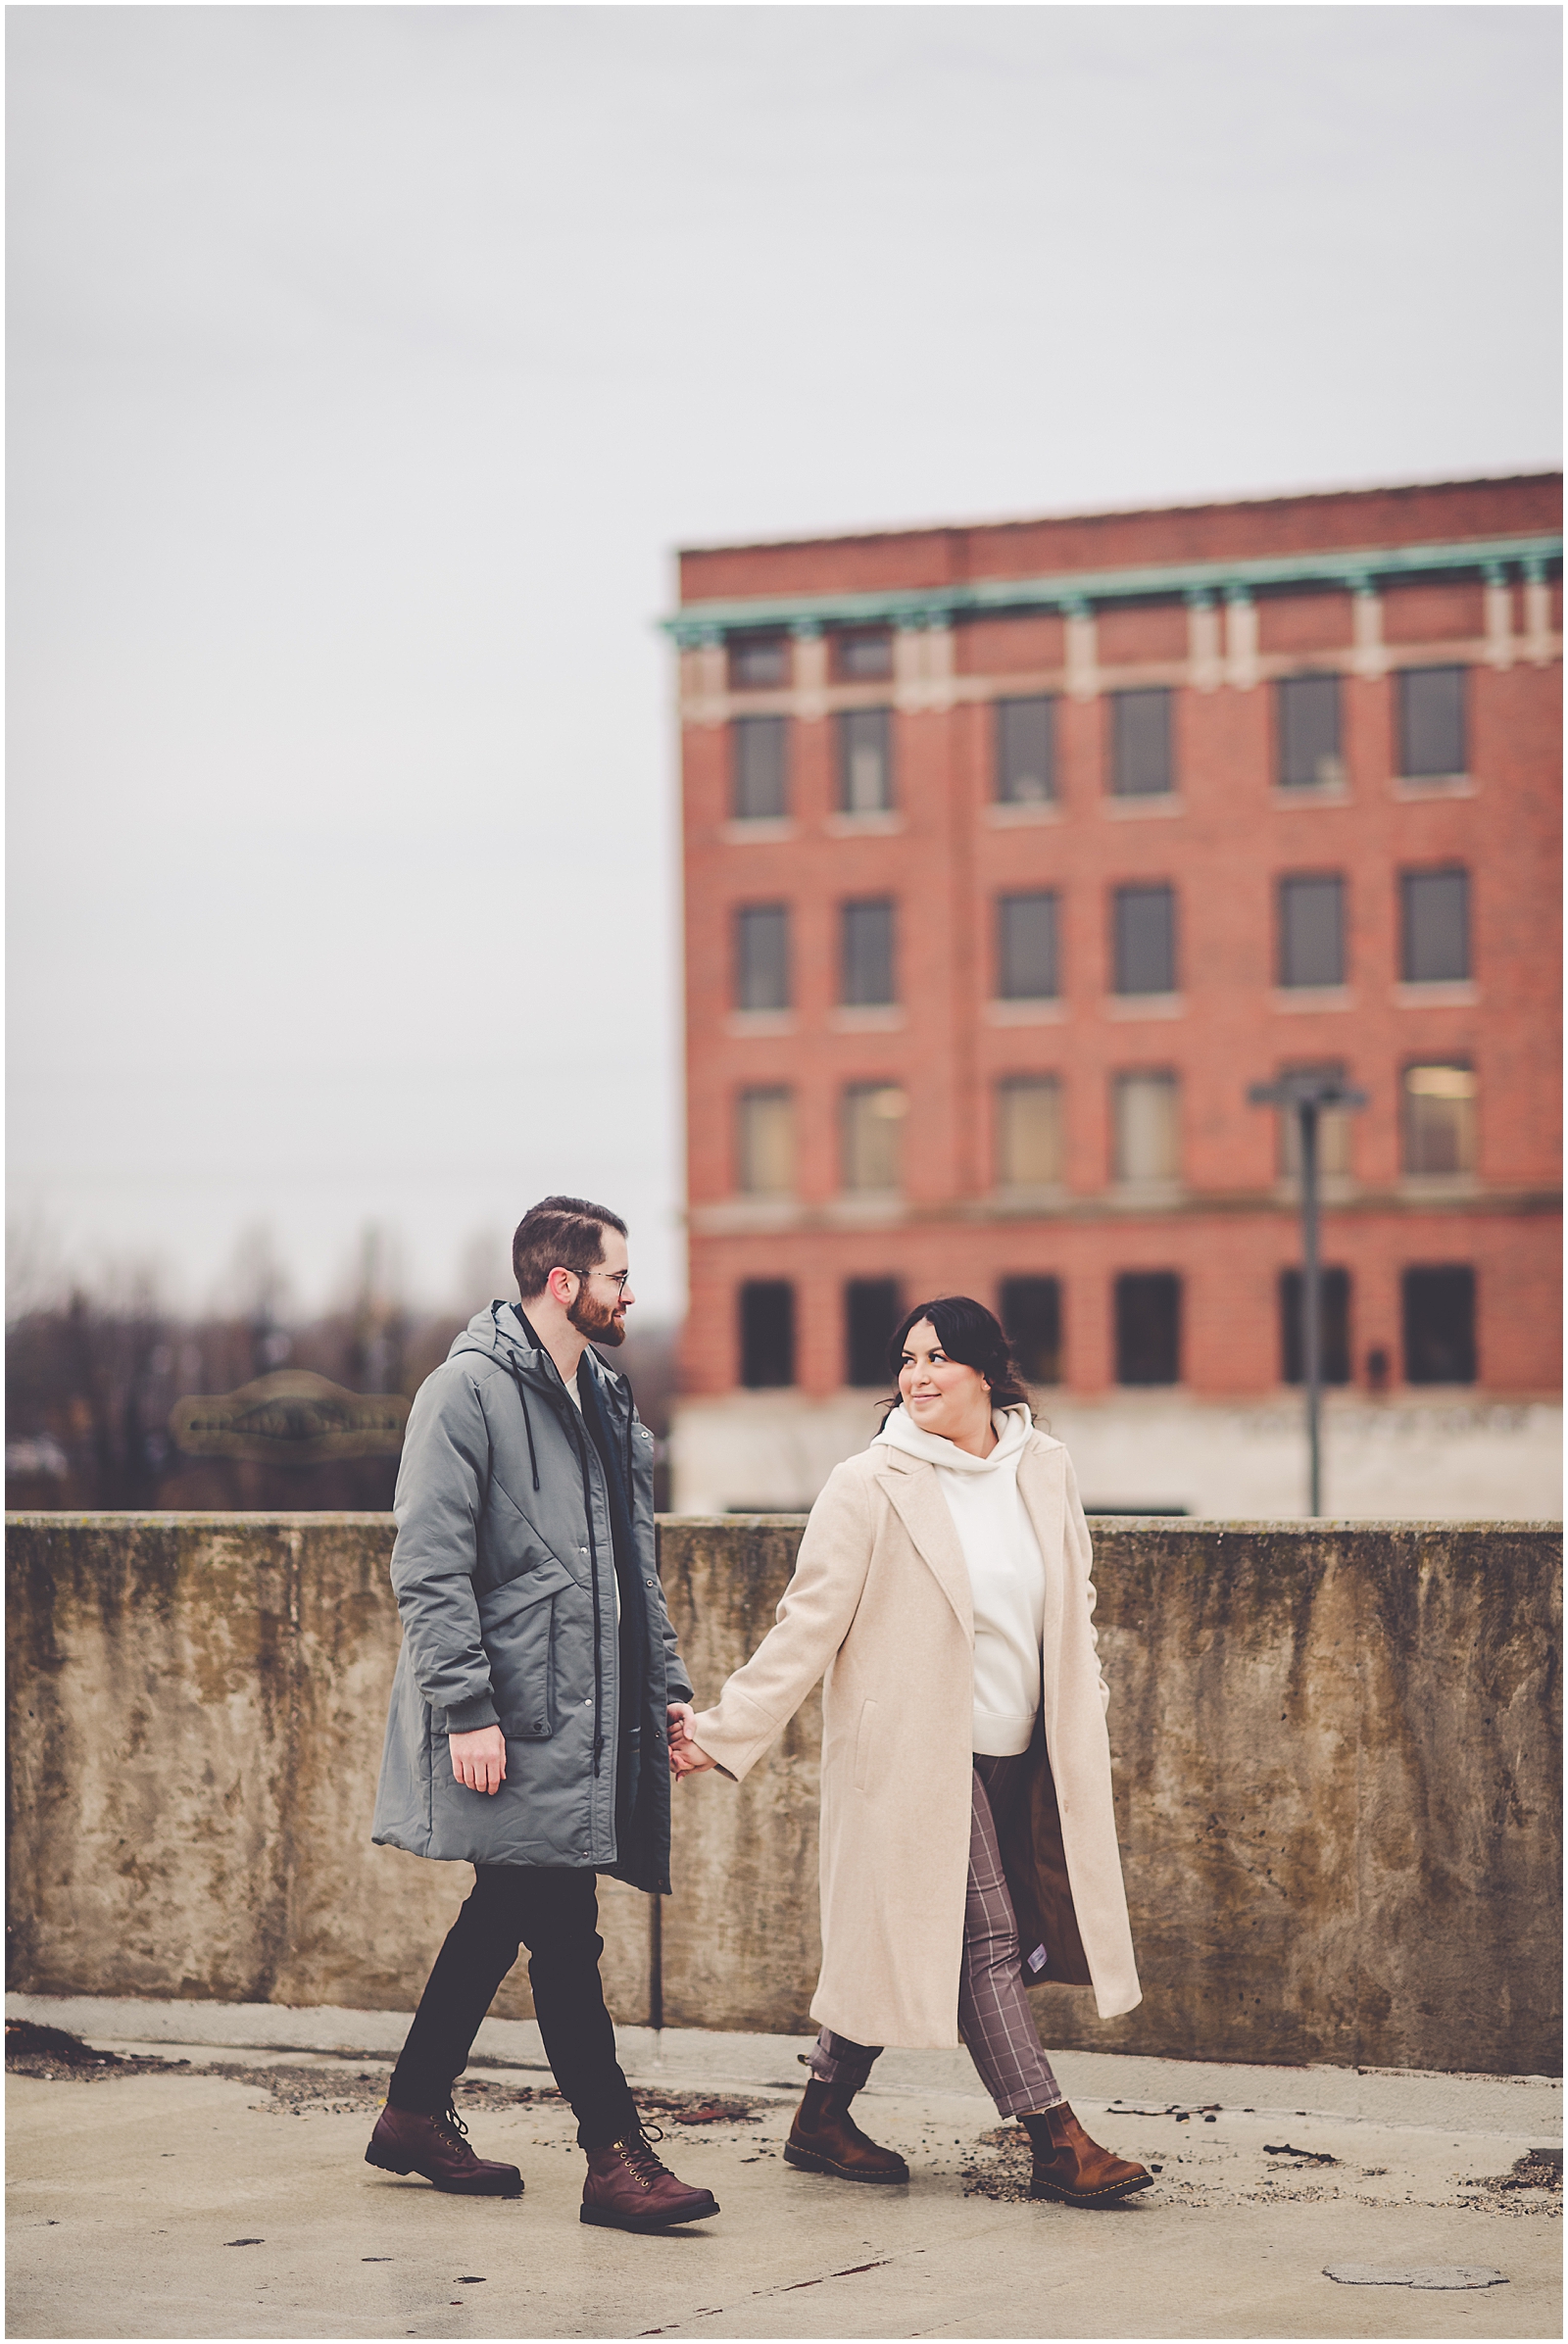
[1400, 867, 1470, 983]
[1280, 1267, 1351, 1385]
[996, 696, 1056, 804]
[731, 716, 789, 821]
[1001, 1275, 1061, 1384]
[739, 1281, 795, 1388]
[1276, 1061, 1354, 1179]
[842, 1083, 906, 1191]
[733, 903, 791, 1011]
[1114, 1272, 1181, 1385]
[736, 1088, 795, 1195]
[1397, 665, 1467, 778]
[1402, 1265, 1476, 1385]
[846, 1278, 901, 1387]
[1278, 873, 1346, 989]
[997, 892, 1060, 1001]
[729, 636, 789, 690]
[835, 630, 893, 680]
[1110, 687, 1174, 798]
[1112, 1072, 1180, 1184]
[840, 898, 896, 1005]
[1277, 674, 1344, 790]
[836, 708, 894, 812]
[1402, 1063, 1477, 1176]
[1112, 884, 1177, 995]
[997, 1075, 1062, 1187]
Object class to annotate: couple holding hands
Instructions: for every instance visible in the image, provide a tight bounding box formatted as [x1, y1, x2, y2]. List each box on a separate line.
[367, 1196, 1151, 2234]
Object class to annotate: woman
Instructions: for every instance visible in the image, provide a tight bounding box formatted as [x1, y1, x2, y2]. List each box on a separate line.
[670, 1295, 1152, 2207]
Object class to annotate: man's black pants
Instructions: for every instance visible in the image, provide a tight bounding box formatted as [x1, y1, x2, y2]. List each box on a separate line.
[388, 1866, 640, 2150]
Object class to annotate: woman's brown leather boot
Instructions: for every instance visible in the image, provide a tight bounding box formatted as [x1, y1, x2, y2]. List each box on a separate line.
[784, 2078, 909, 2182]
[1021, 2104, 1153, 2205]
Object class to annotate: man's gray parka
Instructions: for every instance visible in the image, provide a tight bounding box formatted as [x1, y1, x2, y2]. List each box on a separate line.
[371, 1304, 691, 1893]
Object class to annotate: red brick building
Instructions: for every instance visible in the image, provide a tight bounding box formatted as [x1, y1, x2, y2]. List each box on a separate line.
[667, 476, 1561, 1515]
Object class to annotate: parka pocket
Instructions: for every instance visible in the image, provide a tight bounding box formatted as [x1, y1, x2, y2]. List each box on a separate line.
[853, 1699, 878, 1794]
[478, 1558, 575, 1742]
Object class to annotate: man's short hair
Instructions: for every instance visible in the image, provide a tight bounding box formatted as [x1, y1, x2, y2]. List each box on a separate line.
[512, 1196, 628, 1300]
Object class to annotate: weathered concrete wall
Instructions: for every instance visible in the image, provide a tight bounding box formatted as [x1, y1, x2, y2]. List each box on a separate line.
[7, 1513, 1561, 2075]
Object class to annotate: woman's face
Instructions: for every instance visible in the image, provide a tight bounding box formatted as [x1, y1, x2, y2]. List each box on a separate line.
[898, 1319, 992, 1441]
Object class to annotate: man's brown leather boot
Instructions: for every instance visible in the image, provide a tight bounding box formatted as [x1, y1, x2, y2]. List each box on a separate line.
[783, 2077, 909, 2182]
[580, 2126, 720, 2232]
[1021, 2104, 1153, 2206]
[365, 2102, 523, 2197]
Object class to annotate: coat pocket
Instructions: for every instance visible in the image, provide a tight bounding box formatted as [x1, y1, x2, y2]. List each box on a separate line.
[478, 1557, 576, 1742]
[853, 1698, 879, 1794]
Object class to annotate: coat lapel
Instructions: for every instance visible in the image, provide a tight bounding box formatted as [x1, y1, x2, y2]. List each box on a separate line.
[872, 1452, 973, 1637]
[1016, 1438, 1067, 1724]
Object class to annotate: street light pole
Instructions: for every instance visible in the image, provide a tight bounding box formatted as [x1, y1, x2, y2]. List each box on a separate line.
[1248, 1071, 1368, 1518]
[1298, 1097, 1323, 1515]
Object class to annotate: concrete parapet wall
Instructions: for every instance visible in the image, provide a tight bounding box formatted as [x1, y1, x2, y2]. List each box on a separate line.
[6, 1513, 1561, 2076]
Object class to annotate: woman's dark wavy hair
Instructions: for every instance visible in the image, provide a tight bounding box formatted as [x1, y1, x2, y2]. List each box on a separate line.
[879, 1295, 1035, 1428]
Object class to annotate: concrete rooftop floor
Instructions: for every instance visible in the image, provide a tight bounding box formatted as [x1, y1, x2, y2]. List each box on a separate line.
[6, 1995, 1561, 2342]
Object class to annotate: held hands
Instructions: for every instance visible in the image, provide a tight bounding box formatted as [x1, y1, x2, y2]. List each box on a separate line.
[449, 1725, 507, 1795]
[665, 1700, 716, 1783]
[451, 1715, 712, 1795]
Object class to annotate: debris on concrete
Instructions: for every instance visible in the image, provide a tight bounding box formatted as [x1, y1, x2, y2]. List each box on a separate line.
[1264, 2142, 1340, 2165]
[1324, 2265, 1508, 2289]
[5, 2019, 187, 2080]
[1466, 2150, 1562, 2195]
[1106, 2099, 1221, 2119]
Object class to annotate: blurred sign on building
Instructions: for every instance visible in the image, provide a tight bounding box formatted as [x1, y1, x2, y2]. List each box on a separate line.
[170, 1371, 409, 1465]
[665, 474, 1562, 1517]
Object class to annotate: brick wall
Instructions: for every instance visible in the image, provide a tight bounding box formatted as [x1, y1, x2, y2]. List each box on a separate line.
[677, 476, 1562, 1401]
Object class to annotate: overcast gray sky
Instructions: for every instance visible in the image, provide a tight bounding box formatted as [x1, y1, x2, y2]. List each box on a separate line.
[8, 4, 1560, 1324]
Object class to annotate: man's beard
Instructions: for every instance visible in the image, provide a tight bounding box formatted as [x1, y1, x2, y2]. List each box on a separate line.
[568, 1286, 627, 1348]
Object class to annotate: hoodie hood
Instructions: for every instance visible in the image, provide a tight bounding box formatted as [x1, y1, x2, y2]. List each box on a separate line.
[873, 1400, 1033, 1474]
[450, 1301, 626, 1405]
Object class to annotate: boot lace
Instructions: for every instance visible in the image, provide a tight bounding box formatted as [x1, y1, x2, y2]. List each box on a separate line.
[436, 2103, 473, 2146]
[614, 2122, 670, 2189]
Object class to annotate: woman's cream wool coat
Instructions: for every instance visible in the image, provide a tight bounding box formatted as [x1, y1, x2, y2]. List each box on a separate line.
[691, 1428, 1142, 2050]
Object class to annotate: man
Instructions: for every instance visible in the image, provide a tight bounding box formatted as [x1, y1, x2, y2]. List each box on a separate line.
[367, 1196, 717, 2233]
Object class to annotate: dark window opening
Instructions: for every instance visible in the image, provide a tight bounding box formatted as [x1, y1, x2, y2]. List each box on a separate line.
[835, 630, 894, 680]
[1397, 665, 1467, 778]
[1110, 688, 1174, 797]
[1278, 874, 1346, 989]
[1112, 884, 1177, 996]
[836, 708, 894, 812]
[840, 898, 896, 1005]
[1001, 1276, 1062, 1385]
[997, 892, 1059, 1000]
[1400, 867, 1470, 983]
[1277, 673, 1344, 790]
[996, 696, 1056, 804]
[731, 716, 789, 821]
[1114, 1272, 1181, 1386]
[1280, 1267, 1352, 1385]
[729, 636, 790, 690]
[1402, 1266, 1476, 1385]
[740, 1281, 796, 1389]
[734, 903, 791, 1011]
[846, 1279, 901, 1388]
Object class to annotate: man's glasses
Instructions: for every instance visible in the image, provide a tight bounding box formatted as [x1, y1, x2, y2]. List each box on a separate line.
[570, 1267, 630, 1294]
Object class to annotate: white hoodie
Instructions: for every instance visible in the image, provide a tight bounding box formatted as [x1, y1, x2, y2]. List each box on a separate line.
[873, 1403, 1044, 1756]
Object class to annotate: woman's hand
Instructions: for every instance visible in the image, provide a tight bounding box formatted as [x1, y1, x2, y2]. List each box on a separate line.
[666, 1700, 716, 1782]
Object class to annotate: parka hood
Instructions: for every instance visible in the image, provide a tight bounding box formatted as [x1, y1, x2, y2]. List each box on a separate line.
[449, 1301, 628, 1405]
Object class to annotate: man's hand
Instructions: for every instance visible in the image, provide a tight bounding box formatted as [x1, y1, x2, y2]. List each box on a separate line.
[666, 1701, 716, 1782]
[449, 1725, 507, 1795]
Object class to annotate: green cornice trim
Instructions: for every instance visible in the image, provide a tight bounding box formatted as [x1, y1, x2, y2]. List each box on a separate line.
[665, 532, 1562, 646]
